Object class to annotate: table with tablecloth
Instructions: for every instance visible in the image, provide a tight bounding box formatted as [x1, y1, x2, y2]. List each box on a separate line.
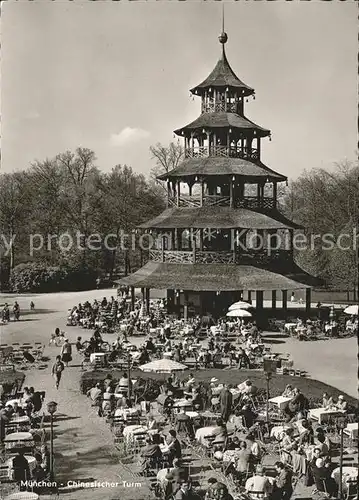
[308, 407, 345, 424]
[269, 396, 292, 410]
[270, 425, 292, 441]
[284, 322, 297, 332]
[6, 455, 37, 479]
[195, 426, 219, 445]
[5, 493, 39, 500]
[4, 432, 35, 451]
[343, 423, 358, 440]
[89, 352, 107, 363]
[123, 424, 148, 444]
[6, 399, 27, 409]
[7, 415, 31, 432]
[331, 466, 358, 491]
[114, 407, 140, 420]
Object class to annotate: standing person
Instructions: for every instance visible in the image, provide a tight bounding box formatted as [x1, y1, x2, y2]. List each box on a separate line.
[52, 355, 65, 389]
[13, 301, 20, 321]
[60, 339, 72, 367]
[274, 461, 293, 500]
[290, 292, 295, 304]
[220, 384, 233, 423]
[30, 301, 35, 310]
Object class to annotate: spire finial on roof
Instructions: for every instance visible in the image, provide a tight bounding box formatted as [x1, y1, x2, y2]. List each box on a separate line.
[218, 3, 228, 45]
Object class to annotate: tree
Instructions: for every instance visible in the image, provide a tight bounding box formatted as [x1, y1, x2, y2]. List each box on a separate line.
[0, 172, 32, 269]
[95, 165, 164, 277]
[149, 141, 184, 184]
[280, 160, 359, 295]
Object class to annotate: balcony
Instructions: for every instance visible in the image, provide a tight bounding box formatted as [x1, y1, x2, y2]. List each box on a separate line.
[168, 194, 230, 208]
[236, 197, 275, 211]
[185, 145, 259, 162]
[168, 194, 275, 210]
[201, 101, 238, 114]
[148, 249, 291, 265]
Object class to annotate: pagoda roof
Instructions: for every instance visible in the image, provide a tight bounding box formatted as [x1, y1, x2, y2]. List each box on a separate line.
[139, 207, 302, 230]
[190, 48, 254, 97]
[157, 157, 286, 182]
[118, 261, 319, 291]
[175, 112, 270, 137]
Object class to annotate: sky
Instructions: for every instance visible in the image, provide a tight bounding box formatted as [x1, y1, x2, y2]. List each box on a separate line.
[1, 1, 357, 180]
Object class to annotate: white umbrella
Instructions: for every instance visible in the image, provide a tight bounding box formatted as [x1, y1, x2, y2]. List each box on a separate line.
[139, 358, 188, 373]
[344, 304, 358, 315]
[226, 309, 252, 318]
[228, 301, 252, 311]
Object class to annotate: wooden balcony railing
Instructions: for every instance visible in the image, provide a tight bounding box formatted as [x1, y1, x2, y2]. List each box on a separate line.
[185, 146, 259, 161]
[168, 194, 230, 208]
[201, 101, 238, 114]
[148, 249, 291, 265]
[236, 197, 275, 210]
[168, 195, 275, 210]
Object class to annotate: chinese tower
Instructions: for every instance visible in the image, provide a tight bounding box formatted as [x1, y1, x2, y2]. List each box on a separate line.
[120, 27, 318, 318]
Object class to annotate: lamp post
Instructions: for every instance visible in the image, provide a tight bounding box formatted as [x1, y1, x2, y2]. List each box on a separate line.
[336, 416, 347, 499]
[127, 353, 132, 401]
[47, 401, 58, 482]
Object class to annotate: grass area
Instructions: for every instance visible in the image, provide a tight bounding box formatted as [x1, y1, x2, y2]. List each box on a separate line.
[80, 368, 357, 409]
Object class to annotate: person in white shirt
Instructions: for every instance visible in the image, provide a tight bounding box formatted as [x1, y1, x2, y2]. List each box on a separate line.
[335, 395, 347, 411]
[245, 465, 272, 498]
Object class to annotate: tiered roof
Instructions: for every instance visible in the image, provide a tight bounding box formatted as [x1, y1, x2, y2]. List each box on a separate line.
[119, 261, 320, 292]
[174, 113, 270, 137]
[190, 38, 254, 96]
[157, 157, 286, 182]
[140, 207, 301, 230]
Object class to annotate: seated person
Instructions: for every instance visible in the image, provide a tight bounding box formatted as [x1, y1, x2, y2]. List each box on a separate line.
[335, 395, 347, 411]
[322, 392, 334, 409]
[311, 458, 337, 496]
[211, 419, 228, 449]
[297, 419, 314, 446]
[282, 385, 295, 398]
[246, 434, 261, 465]
[166, 430, 182, 466]
[314, 434, 330, 459]
[32, 454, 46, 489]
[147, 414, 159, 431]
[234, 441, 252, 481]
[41, 445, 50, 474]
[176, 408, 195, 440]
[141, 438, 163, 471]
[115, 373, 132, 394]
[12, 402, 25, 417]
[245, 465, 272, 499]
[241, 404, 257, 429]
[75, 336, 84, 353]
[87, 383, 102, 405]
[280, 428, 296, 464]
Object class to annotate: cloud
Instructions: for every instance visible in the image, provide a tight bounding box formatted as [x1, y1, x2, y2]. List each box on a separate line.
[110, 127, 150, 147]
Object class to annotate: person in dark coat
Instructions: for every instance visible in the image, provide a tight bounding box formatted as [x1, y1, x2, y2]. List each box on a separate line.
[12, 450, 31, 489]
[275, 461, 293, 500]
[220, 384, 233, 423]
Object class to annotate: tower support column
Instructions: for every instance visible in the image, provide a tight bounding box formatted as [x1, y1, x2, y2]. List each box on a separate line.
[256, 290, 264, 310]
[145, 288, 150, 315]
[282, 290, 288, 312]
[184, 291, 189, 321]
[130, 286, 135, 311]
[305, 288, 311, 316]
[271, 290, 277, 309]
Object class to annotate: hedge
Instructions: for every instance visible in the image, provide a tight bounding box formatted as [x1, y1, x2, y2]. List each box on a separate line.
[9, 263, 97, 293]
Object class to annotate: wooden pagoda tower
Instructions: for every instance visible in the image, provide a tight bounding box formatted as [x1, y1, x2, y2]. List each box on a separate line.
[120, 28, 318, 318]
